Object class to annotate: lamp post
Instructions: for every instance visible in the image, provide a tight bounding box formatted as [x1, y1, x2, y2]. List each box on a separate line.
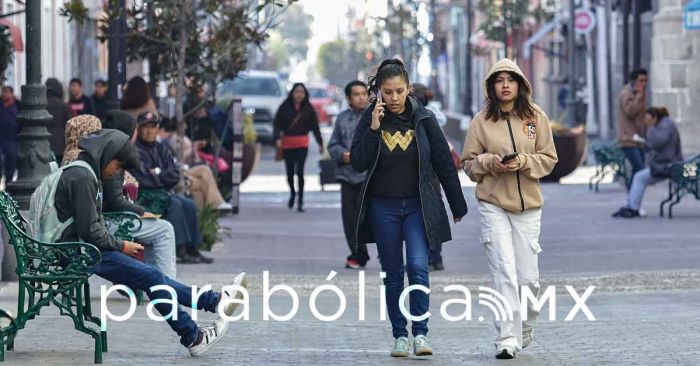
[107, 0, 127, 112]
[6, 0, 53, 209]
[564, 0, 577, 127]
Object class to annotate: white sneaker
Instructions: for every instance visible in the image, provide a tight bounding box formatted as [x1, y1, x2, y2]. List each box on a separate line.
[188, 318, 230, 357]
[219, 272, 248, 317]
[495, 345, 516, 359]
[638, 208, 648, 217]
[216, 202, 233, 211]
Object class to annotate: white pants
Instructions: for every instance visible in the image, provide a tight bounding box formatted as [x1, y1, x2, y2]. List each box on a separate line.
[478, 201, 542, 351]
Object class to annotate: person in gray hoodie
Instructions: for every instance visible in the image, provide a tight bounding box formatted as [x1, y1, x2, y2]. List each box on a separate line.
[46, 78, 72, 162]
[328, 80, 370, 269]
[613, 107, 684, 218]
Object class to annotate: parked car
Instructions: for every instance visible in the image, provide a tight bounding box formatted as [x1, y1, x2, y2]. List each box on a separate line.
[306, 83, 336, 125]
[216, 71, 286, 144]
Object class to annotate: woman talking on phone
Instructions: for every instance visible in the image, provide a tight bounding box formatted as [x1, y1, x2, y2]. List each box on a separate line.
[351, 59, 467, 357]
[461, 59, 557, 359]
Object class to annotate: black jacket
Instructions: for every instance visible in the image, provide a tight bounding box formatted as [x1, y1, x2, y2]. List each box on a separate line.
[350, 96, 468, 251]
[103, 175, 145, 215]
[130, 140, 181, 190]
[46, 78, 72, 157]
[273, 100, 323, 145]
[55, 130, 134, 252]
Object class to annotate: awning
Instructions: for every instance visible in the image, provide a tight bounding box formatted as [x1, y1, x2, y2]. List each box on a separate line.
[0, 19, 24, 52]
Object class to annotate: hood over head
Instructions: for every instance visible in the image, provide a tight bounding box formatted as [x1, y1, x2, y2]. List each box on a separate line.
[78, 129, 139, 175]
[104, 110, 137, 137]
[483, 59, 532, 98]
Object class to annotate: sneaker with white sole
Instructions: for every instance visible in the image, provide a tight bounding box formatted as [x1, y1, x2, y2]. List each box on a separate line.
[413, 335, 433, 356]
[219, 272, 248, 317]
[390, 336, 410, 357]
[188, 317, 230, 357]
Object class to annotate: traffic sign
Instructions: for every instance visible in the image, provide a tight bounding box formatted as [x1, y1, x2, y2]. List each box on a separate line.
[574, 9, 596, 35]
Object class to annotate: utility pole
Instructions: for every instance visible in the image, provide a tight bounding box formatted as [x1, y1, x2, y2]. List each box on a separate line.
[464, 0, 473, 116]
[632, 0, 641, 70]
[622, 0, 630, 81]
[565, 0, 577, 127]
[6, 0, 53, 209]
[107, 0, 127, 111]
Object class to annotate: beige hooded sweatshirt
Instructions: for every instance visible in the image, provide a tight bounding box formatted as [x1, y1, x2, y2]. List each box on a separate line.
[461, 59, 558, 213]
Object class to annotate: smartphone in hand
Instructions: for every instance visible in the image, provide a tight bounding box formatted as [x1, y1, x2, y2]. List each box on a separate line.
[501, 152, 519, 164]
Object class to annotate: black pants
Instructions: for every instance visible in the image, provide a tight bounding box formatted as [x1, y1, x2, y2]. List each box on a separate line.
[0, 141, 17, 181]
[341, 181, 369, 264]
[283, 148, 308, 207]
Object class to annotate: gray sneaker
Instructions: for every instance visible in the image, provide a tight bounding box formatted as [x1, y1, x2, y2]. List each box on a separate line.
[413, 335, 433, 356]
[391, 337, 410, 357]
[522, 327, 534, 349]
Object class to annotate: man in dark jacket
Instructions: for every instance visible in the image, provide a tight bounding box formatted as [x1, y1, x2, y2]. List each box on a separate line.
[327, 80, 369, 269]
[0, 86, 19, 184]
[102, 110, 177, 278]
[130, 112, 213, 264]
[68, 78, 94, 117]
[46, 78, 72, 162]
[54, 128, 246, 356]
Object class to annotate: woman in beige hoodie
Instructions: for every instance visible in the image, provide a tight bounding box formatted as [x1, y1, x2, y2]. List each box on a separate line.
[461, 59, 558, 359]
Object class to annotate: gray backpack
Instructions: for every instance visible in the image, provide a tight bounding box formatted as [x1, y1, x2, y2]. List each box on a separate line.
[28, 160, 98, 243]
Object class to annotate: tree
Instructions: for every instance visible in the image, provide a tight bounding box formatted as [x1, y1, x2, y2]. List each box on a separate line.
[0, 26, 13, 82]
[276, 4, 313, 59]
[317, 40, 355, 87]
[477, 0, 531, 45]
[62, 0, 296, 159]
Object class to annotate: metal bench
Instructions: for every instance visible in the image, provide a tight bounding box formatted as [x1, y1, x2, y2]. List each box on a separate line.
[659, 154, 700, 219]
[589, 143, 629, 192]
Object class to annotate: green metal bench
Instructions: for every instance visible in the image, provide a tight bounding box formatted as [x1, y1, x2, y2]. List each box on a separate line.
[659, 154, 700, 219]
[135, 189, 172, 216]
[0, 309, 17, 362]
[589, 143, 630, 192]
[0, 191, 106, 363]
[103, 212, 146, 305]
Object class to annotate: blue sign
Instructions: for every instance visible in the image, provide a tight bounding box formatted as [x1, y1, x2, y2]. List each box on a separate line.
[685, 0, 700, 30]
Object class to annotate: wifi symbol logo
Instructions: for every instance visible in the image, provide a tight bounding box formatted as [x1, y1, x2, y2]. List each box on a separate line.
[477, 287, 514, 322]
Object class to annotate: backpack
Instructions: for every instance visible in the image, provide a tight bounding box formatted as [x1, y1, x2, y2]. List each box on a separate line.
[28, 160, 98, 243]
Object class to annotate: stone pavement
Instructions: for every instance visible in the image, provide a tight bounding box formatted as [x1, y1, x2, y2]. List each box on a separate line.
[1, 143, 699, 365]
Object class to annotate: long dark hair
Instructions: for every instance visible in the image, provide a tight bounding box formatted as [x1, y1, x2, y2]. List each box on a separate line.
[121, 76, 151, 110]
[283, 82, 315, 120]
[367, 59, 410, 103]
[484, 71, 536, 122]
[646, 106, 669, 120]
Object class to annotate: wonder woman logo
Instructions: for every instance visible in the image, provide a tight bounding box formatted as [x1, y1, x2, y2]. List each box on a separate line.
[382, 130, 415, 152]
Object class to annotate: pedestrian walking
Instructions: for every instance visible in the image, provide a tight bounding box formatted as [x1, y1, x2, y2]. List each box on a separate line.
[327, 80, 370, 269]
[273, 82, 323, 212]
[92, 79, 109, 121]
[461, 59, 558, 359]
[46, 78, 72, 163]
[351, 59, 467, 357]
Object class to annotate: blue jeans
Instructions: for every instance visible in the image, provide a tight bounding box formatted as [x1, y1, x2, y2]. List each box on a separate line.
[621, 147, 645, 180]
[107, 218, 177, 279]
[368, 196, 430, 339]
[91, 251, 220, 347]
[163, 194, 202, 248]
[625, 168, 664, 210]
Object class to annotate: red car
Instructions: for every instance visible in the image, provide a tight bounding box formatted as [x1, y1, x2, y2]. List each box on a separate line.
[307, 83, 335, 125]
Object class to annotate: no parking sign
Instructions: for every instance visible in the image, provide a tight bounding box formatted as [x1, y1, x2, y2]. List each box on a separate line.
[574, 9, 596, 35]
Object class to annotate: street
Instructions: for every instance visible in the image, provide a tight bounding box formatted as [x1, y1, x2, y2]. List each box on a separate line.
[1, 143, 699, 365]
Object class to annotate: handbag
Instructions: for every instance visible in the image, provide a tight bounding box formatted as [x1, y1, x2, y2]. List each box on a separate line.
[275, 112, 304, 162]
[649, 159, 672, 178]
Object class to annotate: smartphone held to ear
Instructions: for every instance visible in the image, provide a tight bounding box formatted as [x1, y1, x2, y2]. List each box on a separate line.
[501, 152, 519, 164]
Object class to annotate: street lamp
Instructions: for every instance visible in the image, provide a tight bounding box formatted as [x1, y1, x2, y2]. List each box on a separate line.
[6, 0, 53, 209]
[564, 0, 577, 128]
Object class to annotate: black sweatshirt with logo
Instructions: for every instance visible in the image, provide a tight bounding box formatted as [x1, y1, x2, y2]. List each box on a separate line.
[368, 102, 420, 198]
